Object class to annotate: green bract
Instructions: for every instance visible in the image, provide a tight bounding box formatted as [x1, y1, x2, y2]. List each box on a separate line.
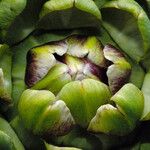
[101, 0, 150, 61]
[18, 80, 144, 137]
[57, 79, 111, 128]
[18, 89, 74, 136]
[0, 0, 26, 41]
[1, 0, 101, 45]
[88, 83, 144, 136]
[0, 117, 24, 150]
[39, 0, 101, 29]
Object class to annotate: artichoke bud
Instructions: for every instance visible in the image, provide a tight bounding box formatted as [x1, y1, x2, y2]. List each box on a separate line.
[25, 36, 131, 94]
[21, 36, 141, 137]
[18, 89, 75, 137]
[25, 36, 107, 93]
[88, 83, 144, 136]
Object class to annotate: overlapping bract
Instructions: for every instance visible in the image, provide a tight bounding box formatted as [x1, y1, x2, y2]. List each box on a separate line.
[18, 80, 144, 137]
[18, 36, 144, 138]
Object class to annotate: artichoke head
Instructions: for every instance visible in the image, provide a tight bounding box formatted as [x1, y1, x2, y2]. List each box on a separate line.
[25, 35, 131, 94]
[18, 35, 144, 138]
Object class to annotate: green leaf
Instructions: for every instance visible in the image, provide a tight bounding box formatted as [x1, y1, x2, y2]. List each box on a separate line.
[111, 83, 144, 123]
[4, 0, 46, 45]
[57, 79, 111, 128]
[129, 60, 145, 89]
[0, 117, 25, 150]
[0, 0, 26, 41]
[97, 26, 118, 47]
[4, 0, 101, 45]
[101, 0, 150, 61]
[0, 131, 15, 150]
[38, 0, 101, 30]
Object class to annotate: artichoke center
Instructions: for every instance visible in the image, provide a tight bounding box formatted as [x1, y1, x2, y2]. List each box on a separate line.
[25, 35, 131, 94]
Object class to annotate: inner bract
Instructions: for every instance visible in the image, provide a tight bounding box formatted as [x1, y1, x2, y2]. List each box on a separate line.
[25, 35, 131, 94]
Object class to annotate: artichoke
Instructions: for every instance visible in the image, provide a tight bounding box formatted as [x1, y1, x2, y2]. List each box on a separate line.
[17, 35, 144, 149]
[0, 0, 150, 149]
